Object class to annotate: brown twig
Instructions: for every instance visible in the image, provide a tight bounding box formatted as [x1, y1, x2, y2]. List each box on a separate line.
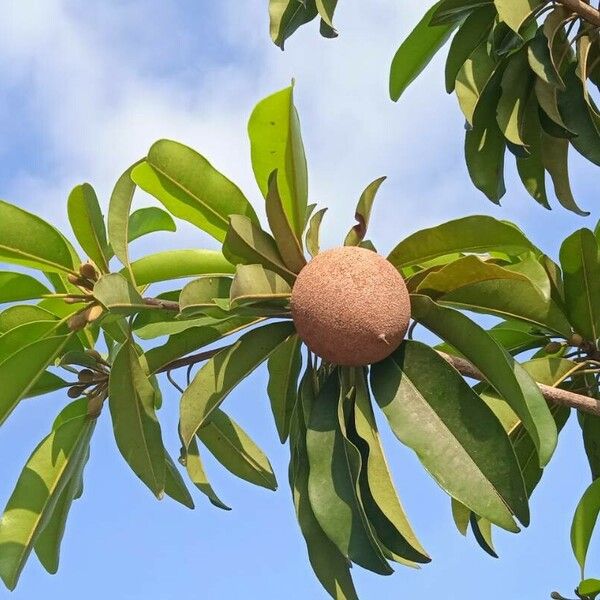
[143, 297, 180, 311]
[439, 351, 600, 417]
[556, 0, 600, 26]
[156, 346, 230, 374]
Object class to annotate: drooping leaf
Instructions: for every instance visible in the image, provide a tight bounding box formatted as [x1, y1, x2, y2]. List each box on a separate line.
[572, 477, 600, 578]
[197, 409, 277, 490]
[67, 183, 110, 273]
[163, 452, 194, 509]
[494, 0, 541, 34]
[108, 340, 166, 497]
[0, 401, 95, 590]
[128, 249, 234, 286]
[370, 340, 527, 531]
[131, 140, 258, 243]
[390, 2, 457, 101]
[269, 0, 318, 49]
[184, 437, 231, 511]
[581, 412, 600, 481]
[0, 272, 50, 304]
[179, 322, 295, 447]
[0, 334, 72, 425]
[344, 177, 386, 247]
[306, 370, 393, 574]
[411, 294, 558, 466]
[127, 207, 176, 243]
[265, 171, 306, 273]
[305, 207, 327, 259]
[267, 334, 302, 442]
[248, 86, 308, 238]
[0, 201, 76, 274]
[388, 216, 537, 271]
[560, 228, 600, 342]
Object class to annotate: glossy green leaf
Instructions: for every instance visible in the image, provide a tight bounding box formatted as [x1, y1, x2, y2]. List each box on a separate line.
[128, 207, 176, 243]
[269, 0, 318, 49]
[572, 477, 600, 577]
[0, 401, 94, 590]
[0, 201, 76, 274]
[178, 276, 232, 317]
[179, 322, 295, 447]
[579, 578, 600, 596]
[67, 184, 109, 273]
[371, 340, 527, 531]
[344, 177, 386, 247]
[0, 321, 67, 364]
[494, 0, 541, 33]
[411, 294, 557, 466]
[184, 438, 231, 511]
[0, 334, 72, 425]
[129, 249, 234, 286]
[0, 272, 50, 304]
[305, 207, 327, 259]
[388, 216, 537, 271]
[0, 305, 57, 333]
[93, 273, 147, 315]
[229, 264, 291, 309]
[265, 171, 306, 272]
[306, 371, 392, 574]
[248, 86, 308, 238]
[267, 334, 302, 442]
[560, 229, 600, 342]
[390, 2, 456, 101]
[350, 368, 430, 564]
[197, 409, 277, 490]
[109, 341, 166, 497]
[289, 377, 359, 599]
[222, 215, 295, 284]
[107, 161, 143, 282]
[131, 140, 258, 243]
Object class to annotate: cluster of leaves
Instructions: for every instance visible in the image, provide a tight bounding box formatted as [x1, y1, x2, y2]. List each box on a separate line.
[269, 0, 600, 214]
[1, 84, 600, 599]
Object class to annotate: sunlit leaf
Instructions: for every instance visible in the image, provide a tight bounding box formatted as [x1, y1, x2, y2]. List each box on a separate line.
[0, 272, 50, 304]
[128, 207, 176, 243]
[344, 177, 386, 247]
[572, 477, 600, 578]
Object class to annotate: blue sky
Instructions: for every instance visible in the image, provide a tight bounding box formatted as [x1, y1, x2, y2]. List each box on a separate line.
[0, 1, 599, 598]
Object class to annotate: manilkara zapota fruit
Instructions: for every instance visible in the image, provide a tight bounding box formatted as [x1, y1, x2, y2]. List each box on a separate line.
[290, 246, 411, 366]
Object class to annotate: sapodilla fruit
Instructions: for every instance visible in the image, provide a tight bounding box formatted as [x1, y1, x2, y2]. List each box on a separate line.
[291, 246, 411, 367]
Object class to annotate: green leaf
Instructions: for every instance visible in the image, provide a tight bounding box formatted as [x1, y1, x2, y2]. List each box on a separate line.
[390, 2, 457, 101]
[229, 264, 291, 309]
[0, 321, 67, 364]
[184, 438, 231, 511]
[0, 400, 94, 590]
[572, 477, 600, 578]
[350, 368, 430, 564]
[445, 6, 495, 93]
[128, 207, 176, 243]
[108, 340, 166, 497]
[316, 0, 337, 27]
[131, 140, 258, 243]
[470, 512, 498, 557]
[107, 161, 143, 282]
[143, 315, 260, 374]
[248, 86, 308, 238]
[0, 305, 57, 333]
[265, 171, 306, 273]
[129, 249, 234, 286]
[0, 272, 50, 304]
[451, 497, 471, 535]
[411, 294, 558, 467]
[34, 444, 90, 574]
[305, 208, 327, 259]
[344, 177, 386, 247]
[67, 184, 110, 273]
[197, 409, 277, 491]
[0, 334, 72, 425]
[494, 0, 541, 33]
[179, 321, 295, 448]
[178, 276, 233, 318]
[388, 216, 537, 271]
[560, 229, 600, 342]
[528, 30, 564, 89]
[581, 413, 600, 481]
[0, 200, 76, 274]
[289, 375, 359, 600]
[370, 340, 527, 531]
[267, 334, 302, 442]
[24, 372, 70, 400]
[163, 452, 194, 509]
[222, 215, 296, 284]
[269, 0, 318, 49]
[579, 579, 600, 596]
[93, 273, 147, 315]
[306, 371, 392, 574]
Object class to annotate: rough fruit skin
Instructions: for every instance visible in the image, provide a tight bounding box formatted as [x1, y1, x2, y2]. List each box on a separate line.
[291, 246, 411, 366]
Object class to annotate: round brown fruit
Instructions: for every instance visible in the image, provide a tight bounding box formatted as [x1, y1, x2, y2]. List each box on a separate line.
[291, 246, 411, 366]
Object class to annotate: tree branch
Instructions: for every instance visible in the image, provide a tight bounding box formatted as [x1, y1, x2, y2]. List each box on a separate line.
[556, 0, 600, 27]
[439, 351, 600, 417]
[156, 346, 229, 373]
